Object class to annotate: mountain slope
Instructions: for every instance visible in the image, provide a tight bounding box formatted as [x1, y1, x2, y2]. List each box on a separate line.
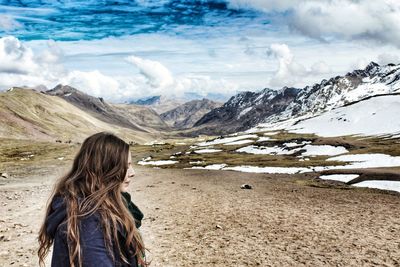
[45, 85, 149, 132]
[194, 62, 400, 135]
[112, 103, 171, 131]
[193, 87, 300, 134]
[0, 88, 157, 142]
[288, 94, 400, 137]
[160, 98, 222, 129]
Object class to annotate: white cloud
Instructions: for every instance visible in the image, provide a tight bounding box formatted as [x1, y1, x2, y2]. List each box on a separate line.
[126, 55, 174, 88]
[228, 0, 400, 47]
[267, 43, 304, 87]
[377, 53, 400, 65]
[2, 32, 398, 102]
[60, 70, 121, 97]
[0, 36, 239, 102]
[311, 61, 332, 74]
[126, 55, 239, 98]
[0, 15, 22, 30]
[267, 43, 330, 87]
[351, 53, 400, 70]
[0, 36, 39, 74]
[350, 58, 371, 71]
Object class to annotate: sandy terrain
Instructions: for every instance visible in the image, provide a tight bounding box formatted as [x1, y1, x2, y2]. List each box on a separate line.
[1, 166, 400, 266]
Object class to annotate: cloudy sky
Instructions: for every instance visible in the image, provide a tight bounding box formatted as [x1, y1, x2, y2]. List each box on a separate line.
[0, 0, 399, 102]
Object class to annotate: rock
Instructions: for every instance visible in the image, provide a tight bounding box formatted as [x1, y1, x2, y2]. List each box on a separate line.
[0, 173, 9, 179]
[216, 224, 223, 229]
[0, 235, 11, 242]
[241, 184, 252, 189]
[0, 250, 9, 256]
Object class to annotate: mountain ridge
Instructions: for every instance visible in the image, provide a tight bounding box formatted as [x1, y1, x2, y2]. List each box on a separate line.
[193, 62, 400, 135]
[160, 98, 222, 129]
[0, 87, 156, 143]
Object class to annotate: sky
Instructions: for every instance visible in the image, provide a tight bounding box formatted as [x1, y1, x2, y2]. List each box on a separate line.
[0, 0, 400, 103]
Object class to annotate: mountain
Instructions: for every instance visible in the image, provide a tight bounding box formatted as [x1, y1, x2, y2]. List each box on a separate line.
[0, 87, 156, 142]
[194, 62, 400, 135]
[111, 103, 171, 131]
[129, 95, 186, 114]
[193, 87, 300, 134]
[130, 96, 161, 106]
[160, 98, 222, 129]
[45, 85, 147, 131]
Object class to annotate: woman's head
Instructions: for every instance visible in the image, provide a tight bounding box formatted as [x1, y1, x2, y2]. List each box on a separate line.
[38, 132, 144, 267]
[122, 150, 135, 192]
[68, 132, 131, 196]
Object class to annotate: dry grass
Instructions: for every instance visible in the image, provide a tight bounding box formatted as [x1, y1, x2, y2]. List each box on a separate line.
[0, 138, 79, 178]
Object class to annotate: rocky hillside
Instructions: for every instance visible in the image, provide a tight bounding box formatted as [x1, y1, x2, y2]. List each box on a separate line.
[194, 62, 400, 134]
[45, 85, 148, 132]
[160, 98, 222, 129]
[0, 88, 156, 143]
[112, 103, 171, 131]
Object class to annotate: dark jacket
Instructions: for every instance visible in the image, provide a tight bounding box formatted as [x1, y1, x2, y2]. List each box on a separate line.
[46, 195, 142, 267]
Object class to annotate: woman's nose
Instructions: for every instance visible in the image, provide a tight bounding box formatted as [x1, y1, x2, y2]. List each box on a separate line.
[128, 167, 135, 177]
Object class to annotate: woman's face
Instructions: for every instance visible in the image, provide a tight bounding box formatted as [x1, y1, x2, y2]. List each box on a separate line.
[121, 151, 134, 192]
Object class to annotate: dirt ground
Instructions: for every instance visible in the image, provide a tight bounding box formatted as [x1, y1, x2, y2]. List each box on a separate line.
[1, 166, 400, 267]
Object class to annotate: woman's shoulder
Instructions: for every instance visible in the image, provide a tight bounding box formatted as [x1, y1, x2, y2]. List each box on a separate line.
[46, 196, 67, 238]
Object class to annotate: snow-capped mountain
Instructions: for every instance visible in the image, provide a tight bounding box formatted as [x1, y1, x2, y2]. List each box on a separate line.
[194, 62, 400, 134]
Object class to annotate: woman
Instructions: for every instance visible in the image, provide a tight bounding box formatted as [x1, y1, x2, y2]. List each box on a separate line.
[38, 132, 147, 267]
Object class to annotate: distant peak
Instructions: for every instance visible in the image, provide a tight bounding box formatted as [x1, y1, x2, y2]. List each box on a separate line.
[365, 61, 380, 71]
[47, 84, 80, 95]
[130, 95, 161, 105]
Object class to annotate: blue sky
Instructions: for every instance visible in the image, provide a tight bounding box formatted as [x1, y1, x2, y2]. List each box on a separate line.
[0, 0, 399, 102]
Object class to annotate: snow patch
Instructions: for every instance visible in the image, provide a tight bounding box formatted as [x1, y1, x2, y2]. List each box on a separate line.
[319, 174, 359, 183]
[353, 180, 400, 193]
[197, 134, 258, 146]
[257, 137, 274, 142]
[189, 161, 204, 164]
[138, 160, 178, 166]
[223, 139, 254, 146]
[194, 148, 222, 153]
[144, 140, 166, 145]
[236, 145, 301, 155]
[263, 131, 280, 136]
[190, 164, 227, 170]
[224, 165, 310, 174]
[327, 153, 400, 169]
[238, 106, 253, 118]
[301, 145, 348, 156]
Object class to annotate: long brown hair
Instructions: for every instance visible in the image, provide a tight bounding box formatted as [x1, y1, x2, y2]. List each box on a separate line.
[38, 132, 147, 266]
